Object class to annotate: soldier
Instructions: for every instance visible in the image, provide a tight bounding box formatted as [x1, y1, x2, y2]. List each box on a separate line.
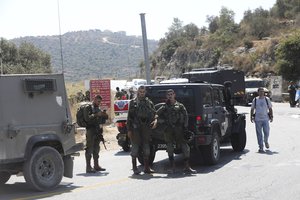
[83, 95, 108, 173]
[127, 86, 157, 175]
[115, 87, 124, 100]
[85, 90, 90, 101]
[129, 87, 136, 99]
[157, 89, 196, 174]
[288, 81, 297, 107]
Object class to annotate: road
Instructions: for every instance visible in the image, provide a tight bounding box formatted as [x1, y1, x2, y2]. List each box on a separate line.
[1, 103, 300, 200]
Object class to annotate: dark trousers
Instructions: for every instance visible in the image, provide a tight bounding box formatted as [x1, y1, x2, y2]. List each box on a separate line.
[85, 127, 101, 160]
[289, 91, 296, 106]
[164, 126, 190, 159]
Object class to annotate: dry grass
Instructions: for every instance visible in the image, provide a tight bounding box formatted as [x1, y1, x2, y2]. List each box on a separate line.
[65, 81, 85, 120]
[66, 81, 86, 96]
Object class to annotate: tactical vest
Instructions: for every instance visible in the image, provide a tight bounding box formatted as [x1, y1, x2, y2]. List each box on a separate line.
[133, 98, 154, 123]
[86, 105, 101, 126]
[165, 103, 185, 125]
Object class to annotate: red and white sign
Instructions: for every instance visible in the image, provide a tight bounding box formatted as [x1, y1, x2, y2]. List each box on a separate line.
[114, 100, 130, 113]
[90, 79, 111, 110]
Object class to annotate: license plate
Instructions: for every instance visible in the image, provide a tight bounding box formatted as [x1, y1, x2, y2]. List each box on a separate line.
[157, 144, 167, 149]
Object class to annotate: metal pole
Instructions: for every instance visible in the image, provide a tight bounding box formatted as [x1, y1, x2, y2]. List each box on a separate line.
[0, 47, 3, 75]
[140, 13, 151, 84]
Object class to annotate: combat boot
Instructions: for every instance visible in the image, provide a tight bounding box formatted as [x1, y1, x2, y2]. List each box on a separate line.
[144, 158, 154, 174]
[86, 156, 96, 173]
[94, 159, 106, 171]
[132, 157, 141, 175]
[183, 160, 197, 174]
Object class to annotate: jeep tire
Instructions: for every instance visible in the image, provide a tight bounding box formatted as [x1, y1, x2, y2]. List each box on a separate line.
[0, 171, 11, 184]
[138, 146, 156, 165]
[202, 131, 220, 165]
[231, 128, 246, 152]
[122, 140, 131, 152]
[23, 146, 64, 191]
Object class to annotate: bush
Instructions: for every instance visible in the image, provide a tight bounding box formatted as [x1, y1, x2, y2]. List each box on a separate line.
[244, 40, 254, 49]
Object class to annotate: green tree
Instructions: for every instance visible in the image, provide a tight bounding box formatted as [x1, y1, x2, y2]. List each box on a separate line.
[241, 7, 275, 39]
[182, 23, 199, 40]
[276, 31, 300, 81]
[271, 0, 300, 19]
[0, 38, 18, 65]
[0, 38, 52, 74]
[218, 7, 237, 32]
[165, 18, 184, 41]
[207, 7, 238, 48]
[206, 15, 219, 33]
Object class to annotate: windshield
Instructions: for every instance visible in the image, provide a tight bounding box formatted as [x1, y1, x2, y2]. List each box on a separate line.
[245, 80, 264, 88]
[146, 88, 195, 114]
[137, 81, 147, 85]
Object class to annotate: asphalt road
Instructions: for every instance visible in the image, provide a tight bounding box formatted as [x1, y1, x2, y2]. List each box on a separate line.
[1, 102, 300, 200]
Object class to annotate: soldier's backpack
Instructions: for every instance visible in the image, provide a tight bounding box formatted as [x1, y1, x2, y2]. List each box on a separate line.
[76, 103, 92, 127]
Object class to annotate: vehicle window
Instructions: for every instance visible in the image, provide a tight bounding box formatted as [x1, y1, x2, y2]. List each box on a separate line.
[213, 88, 221, 106]
[175, 89, 194, 114]
[138, 81, 147, 85]
[202, 87, 212, 107]
[219, 89, 226, 105]
[245, 80, 265, 88]
[146, 88, 195, 114]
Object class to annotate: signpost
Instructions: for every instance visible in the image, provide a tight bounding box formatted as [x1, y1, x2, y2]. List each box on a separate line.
[269, 76, 282, 102]
[90, 79, 111, 110]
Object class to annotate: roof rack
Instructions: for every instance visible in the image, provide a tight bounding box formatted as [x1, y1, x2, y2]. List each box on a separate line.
[191, 65, 233, 72]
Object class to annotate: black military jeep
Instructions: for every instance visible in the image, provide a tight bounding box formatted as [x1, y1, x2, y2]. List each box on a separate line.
[139, 82, 246, 165]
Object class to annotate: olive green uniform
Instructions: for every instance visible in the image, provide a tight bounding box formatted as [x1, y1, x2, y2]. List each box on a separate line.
[157, 101, 190, 160]
[83, 104, 105, 161]
[127, 97, 156, 158]
[115, 91, 124, 100]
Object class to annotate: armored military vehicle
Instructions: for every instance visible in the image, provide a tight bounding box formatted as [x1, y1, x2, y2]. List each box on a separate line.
[182, 67, 246, 105]
[0, 74, 83, 191]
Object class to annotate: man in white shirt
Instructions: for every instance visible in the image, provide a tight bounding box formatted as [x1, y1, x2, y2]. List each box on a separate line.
[250, 87, 273, 153]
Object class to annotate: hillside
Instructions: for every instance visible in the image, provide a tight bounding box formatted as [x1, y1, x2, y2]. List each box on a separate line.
[11, 30, 158, 82]
[145, 1, 300, 81]
[5, 0, 300, 84]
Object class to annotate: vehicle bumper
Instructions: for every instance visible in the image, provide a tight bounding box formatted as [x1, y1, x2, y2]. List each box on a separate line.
[65, 143, 84, 155]
[194, 135, 212, 145]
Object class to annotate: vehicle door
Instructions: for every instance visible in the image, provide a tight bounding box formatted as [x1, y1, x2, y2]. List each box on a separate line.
[212, 86, 229, 136]
[201, 86, 214, 125]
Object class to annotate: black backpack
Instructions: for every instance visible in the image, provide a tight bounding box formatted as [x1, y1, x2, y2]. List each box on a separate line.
[76, 103, 92, 127]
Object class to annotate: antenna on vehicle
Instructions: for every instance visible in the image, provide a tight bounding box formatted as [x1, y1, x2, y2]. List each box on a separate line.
[57, 0, 70, 123]
[57, 0, 64, 73]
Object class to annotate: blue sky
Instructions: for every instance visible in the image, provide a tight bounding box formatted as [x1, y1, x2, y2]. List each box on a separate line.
[0, 0, 276, 40]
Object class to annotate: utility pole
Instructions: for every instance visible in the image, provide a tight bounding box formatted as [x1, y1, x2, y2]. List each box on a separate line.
[0, 47, 3, 75]
[140, 13, 151, 84]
